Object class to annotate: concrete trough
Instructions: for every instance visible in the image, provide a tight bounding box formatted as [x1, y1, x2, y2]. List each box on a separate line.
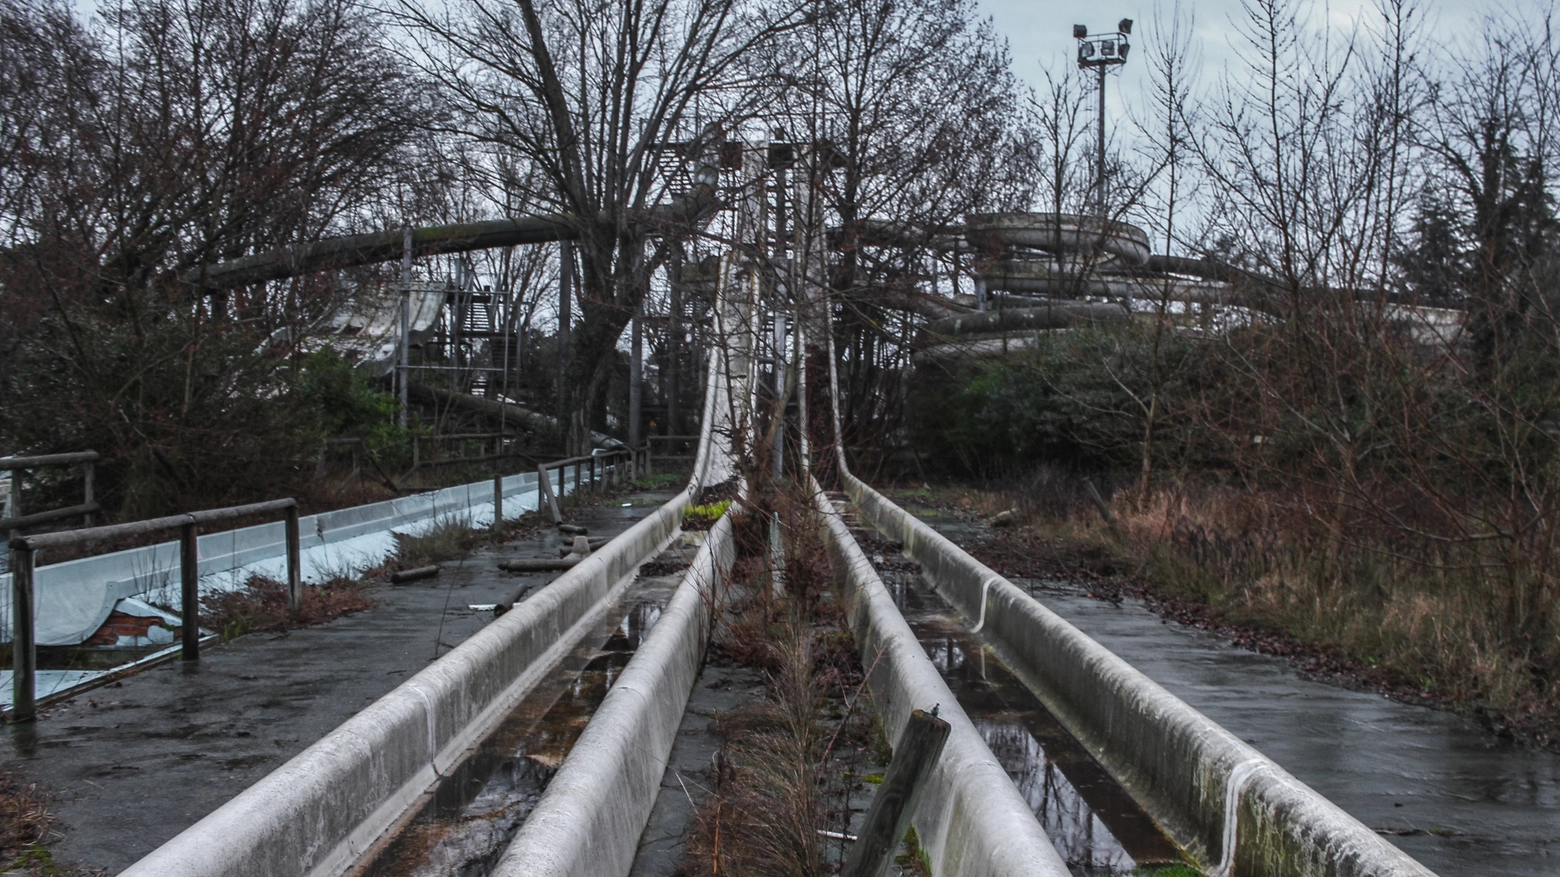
[492, 508, 739, 877]
[809, 478, 1072, 877]
[840, 471, 1438, 877]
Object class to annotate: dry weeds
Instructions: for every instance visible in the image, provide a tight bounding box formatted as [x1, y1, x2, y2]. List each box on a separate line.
[899, 472, 1560, 751]
[199, 574, 374, 641]
[682, 491, 879, 877]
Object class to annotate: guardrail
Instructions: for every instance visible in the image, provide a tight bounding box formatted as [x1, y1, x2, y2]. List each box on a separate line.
[8, 499, 301, 722]
[1, 451, 101, 533]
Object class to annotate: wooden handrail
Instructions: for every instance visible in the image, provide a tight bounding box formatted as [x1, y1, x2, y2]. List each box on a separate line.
[7, 497, 303, 722]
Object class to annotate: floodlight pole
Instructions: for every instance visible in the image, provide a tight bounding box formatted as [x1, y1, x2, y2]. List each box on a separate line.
[1075, 19, 1131, 221]
[1096, 63, 1107, 219]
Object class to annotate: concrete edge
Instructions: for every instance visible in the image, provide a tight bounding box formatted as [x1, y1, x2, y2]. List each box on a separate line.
[491, 509, 739, 877]
[841, 472, 1437, 877]
[808, 476, 1072, 877]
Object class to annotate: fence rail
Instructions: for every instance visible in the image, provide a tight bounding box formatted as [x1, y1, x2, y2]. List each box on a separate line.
[7, 498, 301, 722]
[1, 450, 100, 533]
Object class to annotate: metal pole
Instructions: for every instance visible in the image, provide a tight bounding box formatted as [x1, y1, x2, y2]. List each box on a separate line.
[1096, 63, 1107, 219]
[285, 505, 302, 614]
[400, 226, 413, 429]
[558, 241, 573, 417]
[797, 315, 810, 474]
[771, 308, 787, 480]
[10, 544, 36, 721]
[667, 254, 682, 437]
[180, 521, 200, 660]
[629, 303, 643, 448]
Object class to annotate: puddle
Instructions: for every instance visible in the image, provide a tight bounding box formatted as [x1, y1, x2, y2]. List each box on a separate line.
[866, 539, 1183, 876]
[360, 577, 676, 877]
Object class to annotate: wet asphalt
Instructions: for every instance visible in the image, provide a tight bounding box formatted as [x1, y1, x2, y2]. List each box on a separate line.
[1, 491, 675, 875]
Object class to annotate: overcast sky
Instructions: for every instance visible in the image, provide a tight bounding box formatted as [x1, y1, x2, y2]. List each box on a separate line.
[976, 0, 1491, 126]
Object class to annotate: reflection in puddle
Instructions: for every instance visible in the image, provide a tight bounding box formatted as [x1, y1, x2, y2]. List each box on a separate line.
[888, 562, 1184, 876]
[362, 591, 671, 877]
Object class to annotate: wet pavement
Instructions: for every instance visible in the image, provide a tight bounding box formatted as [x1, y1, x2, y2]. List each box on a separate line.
[1, 492, 675, 875]
[908, 507, 1560, 877]
[1026, 580, 1560, 877]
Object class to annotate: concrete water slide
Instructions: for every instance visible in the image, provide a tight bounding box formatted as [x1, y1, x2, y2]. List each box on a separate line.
[180, 164, 717, 290]
[118, 249, 753, 877]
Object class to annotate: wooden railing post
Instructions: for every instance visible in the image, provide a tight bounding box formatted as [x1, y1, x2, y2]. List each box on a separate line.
[284, 504, 302, 615]
[180, 520, 200, 660]
[839, 709, 951, 877]
[82, 461, 95, 527]
[538, 465, 562, 524]
[493, 471, 504, 530]
[10, 543, 36, 721]
[6, 471, 19, 546]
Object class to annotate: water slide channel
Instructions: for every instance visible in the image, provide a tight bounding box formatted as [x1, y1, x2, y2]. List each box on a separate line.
[360, 536, 699, 877]
[894, 506, 1560, 876]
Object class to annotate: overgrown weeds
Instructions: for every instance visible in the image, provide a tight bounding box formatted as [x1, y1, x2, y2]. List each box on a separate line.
[200, 574, 373, 641]
[683, 500, 732, 531]
[683, 486, 881, 876]
[393, 516, 491, 568]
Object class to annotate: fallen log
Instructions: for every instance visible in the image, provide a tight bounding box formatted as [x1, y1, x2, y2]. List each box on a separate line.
[497, 557, 583, 573]
[389, 565, 440, 584]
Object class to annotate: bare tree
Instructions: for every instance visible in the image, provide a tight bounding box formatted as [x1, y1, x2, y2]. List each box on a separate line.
[0, 0, 431, 515]
[396, 0, 803, 452]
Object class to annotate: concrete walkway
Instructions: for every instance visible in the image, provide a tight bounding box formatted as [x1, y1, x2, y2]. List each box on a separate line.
[2, 491, 673, 875]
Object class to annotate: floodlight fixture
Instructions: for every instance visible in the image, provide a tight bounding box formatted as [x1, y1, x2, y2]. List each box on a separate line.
[1071, 17, 1133, 219]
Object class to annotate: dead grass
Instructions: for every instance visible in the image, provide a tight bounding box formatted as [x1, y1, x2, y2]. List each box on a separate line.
[0, 770, 92, 876]
[0, 771, 52, 861]
[682, 489, 877, 877]
[200, 574, 374, 642]
[393, 516, 494, 568]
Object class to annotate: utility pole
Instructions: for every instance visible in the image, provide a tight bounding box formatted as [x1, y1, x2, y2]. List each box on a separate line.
[558, 240, 573, 420]
[771, 130, 791, 481]
[399, 226, 412, 429]
[629, 301, 643, 448]
[1074, 19, 1132, 219]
